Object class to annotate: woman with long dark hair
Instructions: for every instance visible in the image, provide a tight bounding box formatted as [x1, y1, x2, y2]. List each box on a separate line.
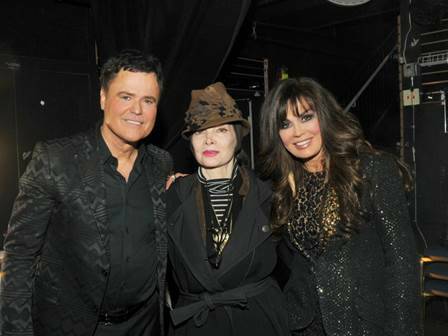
[259, 77, 420, 335]
[166, 82, 288, 336]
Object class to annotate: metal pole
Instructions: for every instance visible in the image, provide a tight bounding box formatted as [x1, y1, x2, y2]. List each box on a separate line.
[344, 45, 397, 113]
[441, 90, 447, 134]
[263, 58, 269, 97]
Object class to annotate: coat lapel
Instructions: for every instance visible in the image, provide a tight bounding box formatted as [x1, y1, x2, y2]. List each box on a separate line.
[168, 179, 224, 292]
[143, 144, 172, 335]
[217, 171, 272, 276]
[144, 147, 168, 288]
[77, 130, 110, 251]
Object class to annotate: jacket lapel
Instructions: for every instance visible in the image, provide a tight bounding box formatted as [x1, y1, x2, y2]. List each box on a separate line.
[144, 147, 168, 287]
[77, 130, 110, 251]
[143, 144, 172, 335]
[168, 180, 224, 292]
[217, 171, 272, 276]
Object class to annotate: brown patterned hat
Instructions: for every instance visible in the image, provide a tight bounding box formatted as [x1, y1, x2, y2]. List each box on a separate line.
[182, 82, 250, 139]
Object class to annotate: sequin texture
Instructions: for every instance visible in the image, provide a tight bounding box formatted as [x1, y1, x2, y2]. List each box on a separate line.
[282, 153, 422, 336]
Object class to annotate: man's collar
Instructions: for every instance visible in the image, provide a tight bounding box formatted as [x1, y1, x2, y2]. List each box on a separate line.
[97, 128, 147, 166]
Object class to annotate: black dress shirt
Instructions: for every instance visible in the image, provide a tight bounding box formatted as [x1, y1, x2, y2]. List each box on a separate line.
[99, 136, 157, 312]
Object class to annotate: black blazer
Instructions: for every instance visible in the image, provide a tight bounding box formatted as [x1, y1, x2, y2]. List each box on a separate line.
[279, 153, 421, 336]
[0, 128, 172, 336]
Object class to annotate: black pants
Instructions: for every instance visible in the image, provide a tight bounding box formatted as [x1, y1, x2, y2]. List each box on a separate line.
[94, 294, 159, 336]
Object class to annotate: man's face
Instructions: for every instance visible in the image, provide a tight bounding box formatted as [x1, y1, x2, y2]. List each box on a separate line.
[100, 70, 160, 146]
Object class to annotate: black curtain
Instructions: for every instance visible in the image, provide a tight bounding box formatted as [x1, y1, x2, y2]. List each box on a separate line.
[91, 0, 251, 171]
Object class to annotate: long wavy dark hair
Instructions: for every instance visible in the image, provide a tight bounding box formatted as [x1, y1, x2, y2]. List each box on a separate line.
[259, 77, 379, 236]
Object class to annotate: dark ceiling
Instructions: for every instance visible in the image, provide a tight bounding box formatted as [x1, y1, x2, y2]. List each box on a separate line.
[250, 0, 400, 59]
[254, 0, 400, 27]
[217, 0, 402, 104]
[216, 0, 405, 151]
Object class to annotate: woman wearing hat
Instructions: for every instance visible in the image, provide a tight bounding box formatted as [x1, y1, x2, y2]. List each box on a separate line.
[166, 82, 288, 336]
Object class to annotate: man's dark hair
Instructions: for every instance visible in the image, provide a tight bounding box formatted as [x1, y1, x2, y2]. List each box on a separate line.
[99, 49, 164, 93]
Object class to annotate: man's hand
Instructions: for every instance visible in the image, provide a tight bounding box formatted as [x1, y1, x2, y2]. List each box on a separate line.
[165, 172, 188, 190]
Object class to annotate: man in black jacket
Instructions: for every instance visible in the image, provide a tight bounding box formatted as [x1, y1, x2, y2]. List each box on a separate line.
[0, 50, 172, 336]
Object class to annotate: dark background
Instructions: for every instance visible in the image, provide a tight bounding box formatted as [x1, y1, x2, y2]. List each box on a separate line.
[1, 0, 447, 331]
[0, 0, 446, 261]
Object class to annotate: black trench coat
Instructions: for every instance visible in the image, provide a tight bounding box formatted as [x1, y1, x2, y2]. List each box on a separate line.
[166, 168, 289, 336]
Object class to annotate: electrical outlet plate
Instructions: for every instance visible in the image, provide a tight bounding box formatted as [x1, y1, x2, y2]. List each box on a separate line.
[403, 88, 420, 106]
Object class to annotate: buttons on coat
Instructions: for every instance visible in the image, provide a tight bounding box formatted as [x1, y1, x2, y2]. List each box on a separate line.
[262, 225, 271, 233]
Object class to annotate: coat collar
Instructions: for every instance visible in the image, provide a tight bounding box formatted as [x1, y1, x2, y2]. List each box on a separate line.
[217, 169, 272, 276]
[75, 127, 110, 252]
[167, 168, 272, 288]
[168, 177, 224, 292]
